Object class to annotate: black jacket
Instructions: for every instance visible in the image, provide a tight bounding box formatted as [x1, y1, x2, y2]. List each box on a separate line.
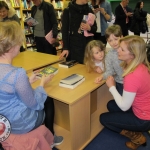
[62, 2, 97, 63]
[31, 1, 58, 38]
[130, 9, 148, 34]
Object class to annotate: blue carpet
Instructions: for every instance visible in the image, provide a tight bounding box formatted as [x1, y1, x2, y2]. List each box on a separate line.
[84, 128, 150, 150]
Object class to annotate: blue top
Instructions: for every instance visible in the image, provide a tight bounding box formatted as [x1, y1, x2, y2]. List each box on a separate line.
[0, 64, 47, 134]
[98, 1, 112, 36]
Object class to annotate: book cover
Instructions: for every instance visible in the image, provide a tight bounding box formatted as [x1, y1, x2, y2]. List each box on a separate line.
[59, 77, 85, 89]
[36, 66, 58, 78]
[45, 30, 53, 44]
[59, 60, 78, 68]
[24, 16, 38, 26]
[60, 74, 84, 84]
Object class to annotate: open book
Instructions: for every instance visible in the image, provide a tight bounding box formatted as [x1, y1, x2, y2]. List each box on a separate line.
[35, 66, 58, 78]
[24, 17, 39, 26]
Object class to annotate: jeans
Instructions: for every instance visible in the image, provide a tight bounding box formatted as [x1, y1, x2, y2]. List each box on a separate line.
[100, 100, 150, 133]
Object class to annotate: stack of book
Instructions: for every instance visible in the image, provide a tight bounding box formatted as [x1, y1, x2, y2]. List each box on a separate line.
[59, 74, 85, 89]
[59, 60, 78, 68]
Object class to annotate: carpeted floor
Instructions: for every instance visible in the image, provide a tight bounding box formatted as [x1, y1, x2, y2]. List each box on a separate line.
[84, 128, 150, 150]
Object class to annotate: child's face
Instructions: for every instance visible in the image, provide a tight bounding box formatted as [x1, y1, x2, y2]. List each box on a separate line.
[92, 46, 104, 62]
[107, 34, 121, 50]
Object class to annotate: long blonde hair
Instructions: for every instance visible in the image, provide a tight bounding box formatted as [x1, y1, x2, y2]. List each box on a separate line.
[120, 35, 150, 77]
[84, 40, 105, 72]
[0, 21, 24, 56]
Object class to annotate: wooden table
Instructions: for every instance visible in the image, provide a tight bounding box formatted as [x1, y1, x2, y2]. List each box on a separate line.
[31, 64, 112, 150]
[12, 51, 63, 73]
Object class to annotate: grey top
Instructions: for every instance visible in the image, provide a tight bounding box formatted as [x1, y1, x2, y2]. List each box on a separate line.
[34, 8, 45, 37]
[103, 48, 123, 84]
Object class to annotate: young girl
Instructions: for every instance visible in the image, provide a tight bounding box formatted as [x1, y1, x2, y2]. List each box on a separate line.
[84, 40, 105, 73]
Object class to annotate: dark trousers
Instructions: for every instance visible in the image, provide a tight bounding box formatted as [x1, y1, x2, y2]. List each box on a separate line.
[31, 97, 55, 135]
[100, 100, 150, 133]
[94, 33, 107, 45]
[35, 37, 57, 55]
[44, 97, 55, 135]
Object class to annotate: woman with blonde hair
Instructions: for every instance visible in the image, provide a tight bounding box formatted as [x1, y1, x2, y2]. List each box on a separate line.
[100, 35, 150, 150]
[84, 40, 105, 73]
[0, 21, 63, 149]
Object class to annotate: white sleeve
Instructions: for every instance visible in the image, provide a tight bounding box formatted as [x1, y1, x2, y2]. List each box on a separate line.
[109, 86, 136, 111]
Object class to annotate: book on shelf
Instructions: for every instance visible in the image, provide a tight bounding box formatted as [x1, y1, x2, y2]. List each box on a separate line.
[59, 74, 85, 89]
[35, 66, 58, 78]
[24, 16, 38, 26]
[59, 60, 78, 68]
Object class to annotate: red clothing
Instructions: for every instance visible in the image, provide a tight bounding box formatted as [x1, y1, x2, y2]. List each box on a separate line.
[124, 64, 150, 120]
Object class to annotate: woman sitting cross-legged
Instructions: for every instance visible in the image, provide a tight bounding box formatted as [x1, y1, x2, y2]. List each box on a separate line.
[100, 35, 150, 150]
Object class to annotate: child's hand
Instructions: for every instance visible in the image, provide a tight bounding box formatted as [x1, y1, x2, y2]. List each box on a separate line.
[106, 76, 115, 88]
[40, 74, 54, 87]
[96, 67, 103, 74]
[29, 73, 39, 84]
[94, 75, 103, 84]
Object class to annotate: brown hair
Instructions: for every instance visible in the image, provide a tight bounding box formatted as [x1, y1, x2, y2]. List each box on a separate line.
[0, 1, 9, 10]
[105, 25, 122, 40]
[91, 0, 105, 6]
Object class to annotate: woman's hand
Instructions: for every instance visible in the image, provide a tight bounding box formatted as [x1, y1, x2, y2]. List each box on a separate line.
[29, 73, 39, 84]
[94, 75, 103, 84]
[27, 21, 33, 26]
[59, 50, 69, 59]
[80, 22, 91, 31]
[40, 74, 54, 87]
[93, 8, 99, 14]
[106, 76, 115, 88]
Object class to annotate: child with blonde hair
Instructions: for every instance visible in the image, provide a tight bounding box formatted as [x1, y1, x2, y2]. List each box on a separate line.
[84, 40, 105, 73]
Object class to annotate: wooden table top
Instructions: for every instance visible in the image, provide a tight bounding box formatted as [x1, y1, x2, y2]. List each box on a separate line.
[31, 64, 105, 105]
[12, 51, 63, 73]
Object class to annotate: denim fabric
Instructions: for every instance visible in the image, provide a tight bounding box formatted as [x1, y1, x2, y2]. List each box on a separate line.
[98, 1, 112, 36]
[100, 100, 150, 133]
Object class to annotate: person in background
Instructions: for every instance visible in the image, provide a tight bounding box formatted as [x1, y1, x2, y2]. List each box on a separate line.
[0, 21, 63, 148]
[130, 1, 148, 36]
[0, 1, 20, 23]
[100, 35, 150, 150]
[0, 1, 24, 52]
[95, 25, 123, 95]
[91, 0, 112, 45]
[27, 0, 58, 55]
[114, 0, 133, 37]
[60, 0, 97, 64]
[84, 40, 105, 73]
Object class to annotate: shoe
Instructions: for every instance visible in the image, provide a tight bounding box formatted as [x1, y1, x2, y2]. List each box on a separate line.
[51, 135, 64, 148]
[120, 130, 147, 149]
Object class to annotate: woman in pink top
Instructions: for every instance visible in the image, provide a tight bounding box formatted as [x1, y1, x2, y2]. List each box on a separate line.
[100, 35, 150, 150]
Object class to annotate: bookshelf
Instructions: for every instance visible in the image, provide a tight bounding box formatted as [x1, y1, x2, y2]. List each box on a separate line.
[4, 0, 63, 53]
